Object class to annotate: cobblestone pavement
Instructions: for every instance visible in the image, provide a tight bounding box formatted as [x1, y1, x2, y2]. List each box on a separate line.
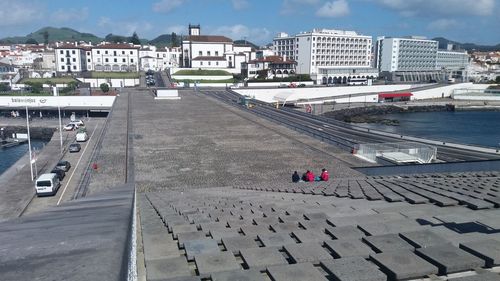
[131, 90, 363, 192]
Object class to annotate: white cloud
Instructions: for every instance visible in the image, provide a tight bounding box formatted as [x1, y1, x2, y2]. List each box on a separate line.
[316, 0, 350, 17]
[152, 0, 185, 13]
[51, 7, 89, 23]
[232, 0, 249, 10]
[0, 0, 43, 27]
[427, 19, 461, 31]
[281, 0, 321, 14]
[98, 17, 153, 36]
[373, 0, 495, 17]
[212, 24, 272, 45]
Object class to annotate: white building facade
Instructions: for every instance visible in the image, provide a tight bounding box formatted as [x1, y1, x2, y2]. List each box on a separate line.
[55, 44, 88, 74]
[91, 44, 139, 72]
[140, 46, 181, 71]
[273, 29, 377, 85]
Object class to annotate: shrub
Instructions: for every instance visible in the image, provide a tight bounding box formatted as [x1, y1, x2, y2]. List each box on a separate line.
[100, 83, 110, 93]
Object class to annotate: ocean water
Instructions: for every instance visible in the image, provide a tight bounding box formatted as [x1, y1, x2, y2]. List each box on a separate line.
[0, 140, 46, 176]
[356, 111, 500, 148]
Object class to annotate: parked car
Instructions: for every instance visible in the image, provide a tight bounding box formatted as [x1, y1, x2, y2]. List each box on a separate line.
[288, 83, 297, 88]
[69, 143, 81, 153]
[50, 168, 65, 181]
[35, 173, 61, 196]
[70, 120, 85, 127]
[326, 83, 335, 87]
[298, 83, 306, 88]
[76, 132, 88, 142]
[56, 160, 71, 172]
[278, 83, 288, 88]
[63, 124, 75, 131]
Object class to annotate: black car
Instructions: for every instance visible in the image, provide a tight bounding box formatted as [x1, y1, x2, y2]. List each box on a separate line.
[69, 143, 81, 153]
[51, 168, 65, 181]
[56, 160, 71, 172]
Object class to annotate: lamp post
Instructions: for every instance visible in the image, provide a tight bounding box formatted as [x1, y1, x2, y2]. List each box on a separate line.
[25, 106, 34, 181]
[54, 86, 63, 154]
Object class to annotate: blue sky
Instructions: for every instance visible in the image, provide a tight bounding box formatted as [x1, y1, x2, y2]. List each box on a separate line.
[0, 0, 499, 45]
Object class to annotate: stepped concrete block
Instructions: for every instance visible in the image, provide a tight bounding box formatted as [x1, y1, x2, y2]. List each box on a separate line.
[363, 234, 414, 253]
[145, 257, 191, 281]
[325, 226, 365, 240]
[271, 222, 302, 233]
[211, 269, 266, 281]
[183, 239, 220, 260]
[324, 239, 374, 258]
[445, 272, 500, 281]
[459, 239, 500, 267]
[177, 231, 207, 248]
[267, 263, 328, 281]
[416, 244, 485, 275]
[172, 224, 199, 239]
[399, 229, 452, 248]
[258, 233, 296, 247]
[222, 236, 259, 254]
[284, 242, 333, 263]
[370, 250, 438, 280]
[209, 229, 240, 243]
[194, 252, 240, 277]
[241, 225, 271, 238]
[321, 257, 387, 281]
[292, 230, 332, 243]
[240, 247, 288, 270]
[143, 233, 180, 261]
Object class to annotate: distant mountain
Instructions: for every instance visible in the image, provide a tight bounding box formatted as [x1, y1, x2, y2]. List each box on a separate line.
[0, 27, 103, 44]
[234, 40, 259, 49]
[149, 34, 173, 46]
[433, 37, 500, 52]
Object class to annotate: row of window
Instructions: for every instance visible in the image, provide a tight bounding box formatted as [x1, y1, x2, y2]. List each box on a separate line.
[313, 37, 369, 43]
[313, 55, 369, 60]
[314, 50, 369, 55]
[60, 57, 135, 65]
[313, 61, 369, 66]
[198, 61, 220, 66]
[198, 51, 220, 56]
[59, 49, 136, 56]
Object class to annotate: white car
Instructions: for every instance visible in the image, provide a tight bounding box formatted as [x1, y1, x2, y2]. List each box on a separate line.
[64, 124, 76, 131]
[70, 120, 85, 127]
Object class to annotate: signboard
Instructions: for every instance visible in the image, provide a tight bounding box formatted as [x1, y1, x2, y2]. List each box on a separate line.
[0, 96, 116, 109]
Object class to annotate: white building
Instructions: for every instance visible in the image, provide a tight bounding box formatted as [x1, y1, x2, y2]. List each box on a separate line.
[181, 25, 253, 72]
[140, 45, 181, 71]
[273, 29, 377, 85]
[91, 43, 140, 72]
[55, 43, 88, 74]
[242, 55, 296, 79]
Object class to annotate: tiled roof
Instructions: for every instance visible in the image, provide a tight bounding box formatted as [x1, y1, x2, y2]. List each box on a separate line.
[94, 44, 140, 50]
[192, 56, 226, 61]
[249, 56, 296, 64]
[186, 35, 232, 43]
[55, 44, 86, 49]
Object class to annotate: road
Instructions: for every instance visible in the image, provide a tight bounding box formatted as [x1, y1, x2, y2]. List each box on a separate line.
[206, 89, 500, 163]
[21, 118, 105, 216]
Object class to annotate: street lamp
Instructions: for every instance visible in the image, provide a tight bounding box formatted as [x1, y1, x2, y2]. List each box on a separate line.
[25, 106, 34, 181]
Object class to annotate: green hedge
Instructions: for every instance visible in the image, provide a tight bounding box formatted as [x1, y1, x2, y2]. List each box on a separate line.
[90, 72, 140, 78]
[174, 69, 232, 76]
[249, 74, 312, 83]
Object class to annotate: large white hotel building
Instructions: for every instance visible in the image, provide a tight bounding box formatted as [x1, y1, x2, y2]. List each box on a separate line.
[273, 29, 378, 85]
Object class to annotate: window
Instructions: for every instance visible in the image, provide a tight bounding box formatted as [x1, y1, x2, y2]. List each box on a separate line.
[61, 65, 65, 70]
[97, 50, 100, 54]
[97, 58, 101, 62]
[105, 58, 109, 63]
[72, 50, 75, 55]
[114, 51, 117, 56]
[207, 51, 211, 56]
[215, 51, 219, 56]
[199, 51, 202, 56]
[130, 51, 133, 55]
[105, 51, 108, 55]
[131, 59, 134, 63]
[60, 58, 64, 62]
[208, 62, 211, 66]
[216, 62, 219, 66]
[122, 51, 125, 55]
[123, 58, 126, 63]
[114, 58, 117, 63]
[88, 59, 91, 63]
[72, 58, 76, 62]
[60, 50, 64, 54]
[200, 62, 203, 65]
[73, 65, 76, 70]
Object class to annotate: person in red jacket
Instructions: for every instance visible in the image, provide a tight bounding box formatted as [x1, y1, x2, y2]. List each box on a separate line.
[306, 170, 315, 182]
[320, 168, 329, 181]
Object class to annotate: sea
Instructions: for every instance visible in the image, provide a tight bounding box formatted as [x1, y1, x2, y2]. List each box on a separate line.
[356, 111, 500, 148]
[0, 140, 47, 176]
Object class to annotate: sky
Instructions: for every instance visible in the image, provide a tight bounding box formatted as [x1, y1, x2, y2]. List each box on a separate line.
[0, 0, 499, 45]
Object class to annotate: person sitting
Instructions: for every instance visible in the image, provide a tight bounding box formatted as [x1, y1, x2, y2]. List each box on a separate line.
[306, 170, 315, 182]
[320, 168, 329, 181]
[292, 171, 300, 183]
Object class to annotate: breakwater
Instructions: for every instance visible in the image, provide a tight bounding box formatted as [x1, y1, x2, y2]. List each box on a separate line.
[0, 126, 56, 141]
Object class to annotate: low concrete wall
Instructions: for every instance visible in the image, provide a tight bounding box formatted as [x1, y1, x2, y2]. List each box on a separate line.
[412, 83, 490, 100]
[236, 84, 414, 103]
[156, 89, 180, 100]
[1, 126, 55, 141]
[247, 81, 315, 87]
[172, 75, 232, 81]
[79, 78, 140, 88]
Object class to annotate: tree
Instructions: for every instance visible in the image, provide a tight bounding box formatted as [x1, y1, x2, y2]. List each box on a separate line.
[0, 83, 10, 92]
[130, 32, 141, 45]
[25, 38, 38, 45]
[100, 83, 110, 93]
[496, 76, 500, 84]
[39, 31, 50, 45]
[171, 32, 178, 47]
[25, 82, 43, 93]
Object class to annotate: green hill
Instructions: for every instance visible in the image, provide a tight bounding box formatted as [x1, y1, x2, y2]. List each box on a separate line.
[433, 37, 500, 52]
[0, 27, 103, 44]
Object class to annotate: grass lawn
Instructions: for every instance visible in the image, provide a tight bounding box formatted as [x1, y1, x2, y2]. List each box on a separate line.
[173, 78, 235, 84]
[0, 91, 53, 96]
[21, 77, 76, 84]
[174, 69, 232, 76]
[90, 72, 140, 79]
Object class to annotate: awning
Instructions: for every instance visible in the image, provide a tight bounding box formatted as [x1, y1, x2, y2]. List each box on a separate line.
[378, 92, 413, 98]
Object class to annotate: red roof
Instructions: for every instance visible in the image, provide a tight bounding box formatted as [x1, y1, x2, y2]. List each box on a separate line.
[94, 44, 139, 49]
[379, 92, 413, 98]
[249, 56, 296, 64]
[192, 56, 226, 61]
[186, 35, 232, 43]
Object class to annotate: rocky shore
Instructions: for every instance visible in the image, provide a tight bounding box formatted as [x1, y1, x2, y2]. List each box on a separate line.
[322, 105, 452, 125]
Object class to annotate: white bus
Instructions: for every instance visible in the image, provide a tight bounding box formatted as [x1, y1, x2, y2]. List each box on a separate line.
[348, 78, 368, 86]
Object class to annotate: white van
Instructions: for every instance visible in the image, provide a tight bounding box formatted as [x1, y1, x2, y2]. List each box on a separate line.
[35, 173, 61, 196]
[76, 132, 88, 142]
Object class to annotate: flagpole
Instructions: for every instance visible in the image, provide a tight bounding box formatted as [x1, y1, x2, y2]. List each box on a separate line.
[25, 105, 33, 181]
[54, 86, 63, 154]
